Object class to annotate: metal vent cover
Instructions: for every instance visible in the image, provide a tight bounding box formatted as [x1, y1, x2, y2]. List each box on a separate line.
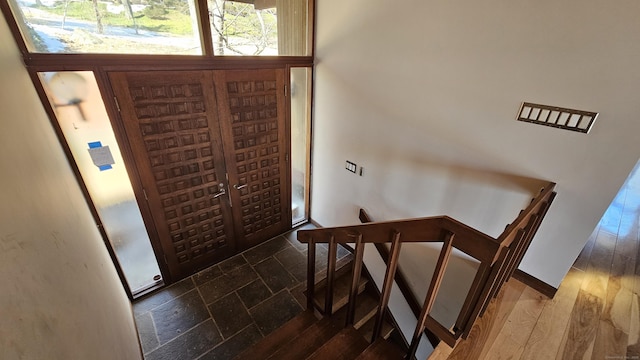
[516, 102, 598, 133]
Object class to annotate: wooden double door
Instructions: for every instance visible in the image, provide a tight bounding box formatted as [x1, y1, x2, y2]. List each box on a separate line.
[110, 69, 290, 281]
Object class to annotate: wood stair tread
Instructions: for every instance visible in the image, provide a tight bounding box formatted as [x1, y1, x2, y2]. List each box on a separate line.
[356, 338, 405, 360]
[307, 327, 370, 360]
[358, 312, 395, 341]
[328, 290, 379, 329]
[312, 267, 368, 314]
[234, 310, 317, 360]
[265, 317, 343, 360]
[311, 254, 354, 288]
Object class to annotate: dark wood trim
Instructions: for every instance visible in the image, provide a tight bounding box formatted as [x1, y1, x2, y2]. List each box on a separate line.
[284, 65, 294, 229]
[289, 65, 314, 225]
[310, 0, 316, 59]
[195, 0, 214, 56]
[24, 53, 313, 72]
[305, 66, 313, 222]
[94, 69, 174, 286]
[512, 269, 557, 299]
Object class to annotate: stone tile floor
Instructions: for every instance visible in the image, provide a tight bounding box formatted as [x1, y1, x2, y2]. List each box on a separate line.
[133, 223, 350, 360]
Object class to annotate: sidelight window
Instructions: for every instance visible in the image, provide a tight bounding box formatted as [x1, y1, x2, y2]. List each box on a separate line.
[290, 67, 311, 225]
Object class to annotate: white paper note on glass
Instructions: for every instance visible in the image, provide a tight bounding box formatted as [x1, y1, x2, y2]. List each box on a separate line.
[88, 146, 115, 167]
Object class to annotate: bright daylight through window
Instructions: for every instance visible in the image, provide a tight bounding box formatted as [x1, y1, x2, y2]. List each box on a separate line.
[7, 0, 310, 56]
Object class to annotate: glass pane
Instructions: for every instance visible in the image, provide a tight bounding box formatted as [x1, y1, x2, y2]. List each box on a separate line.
[208, 0, 310, 56]
[9, 0, 202, 55]
[39, 71, 163, 295]
[291, 67, 311, 225]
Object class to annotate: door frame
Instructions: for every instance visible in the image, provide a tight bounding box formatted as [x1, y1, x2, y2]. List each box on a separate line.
[101, 65, 299, 285]
[107, 70, 244, 282]
[24, 61, 314, 296]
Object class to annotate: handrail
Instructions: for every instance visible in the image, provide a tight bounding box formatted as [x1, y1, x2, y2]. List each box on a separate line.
[298, 216, 500, 263]
[297, 181, 556, 359]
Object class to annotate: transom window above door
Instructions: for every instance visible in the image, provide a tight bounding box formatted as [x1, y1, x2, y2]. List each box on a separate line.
[4, 0, 311, 56]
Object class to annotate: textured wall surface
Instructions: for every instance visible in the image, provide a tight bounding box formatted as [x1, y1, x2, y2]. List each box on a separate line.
[0, 14, 142, 360]
[313, 0, 640, 289]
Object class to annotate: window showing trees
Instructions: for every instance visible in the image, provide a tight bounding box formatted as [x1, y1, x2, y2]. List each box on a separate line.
[8, 0, 203, 54]
[208, 0, 310, 56]
[6, 0, 311, 56]
[209, 0, 277, 55]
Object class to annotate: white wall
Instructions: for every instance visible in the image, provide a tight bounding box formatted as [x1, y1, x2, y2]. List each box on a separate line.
[313, 0, 640, 291]
[0, 14, 142, 360]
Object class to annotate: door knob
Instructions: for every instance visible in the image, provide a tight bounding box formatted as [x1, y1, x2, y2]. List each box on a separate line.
[233, 184, 247, 190]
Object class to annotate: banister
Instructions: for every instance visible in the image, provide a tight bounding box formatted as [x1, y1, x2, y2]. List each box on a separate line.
[497, 183, 556, 245]
[298, 216, 500, 263]
[298, 180, 556, 357]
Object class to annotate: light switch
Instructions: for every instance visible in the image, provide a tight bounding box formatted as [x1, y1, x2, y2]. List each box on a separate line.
[345, 160, 357, 173]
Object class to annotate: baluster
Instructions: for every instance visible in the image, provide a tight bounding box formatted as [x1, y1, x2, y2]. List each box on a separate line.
[407, 231, 455, 358]
[503, 215, 538, 286]
[453, 262, 491, 338]
[325, 235, 337, 315]
[346, 233, 364, 326]
[306, 237, 316, 310]
[372, 230, 402, 342]
[508, 195, 554, 281]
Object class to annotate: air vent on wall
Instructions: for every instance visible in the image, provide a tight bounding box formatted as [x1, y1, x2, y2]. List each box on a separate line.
[516, 102, 598, 133]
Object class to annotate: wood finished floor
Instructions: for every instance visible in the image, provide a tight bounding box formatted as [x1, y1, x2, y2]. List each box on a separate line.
[430, 164, 640, 360]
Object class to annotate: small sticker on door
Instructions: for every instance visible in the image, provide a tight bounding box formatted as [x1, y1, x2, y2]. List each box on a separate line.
[88, 141, 115, 171]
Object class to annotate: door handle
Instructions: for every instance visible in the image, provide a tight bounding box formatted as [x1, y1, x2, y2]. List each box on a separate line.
[211, 188, 226, 198]
[233, 184, 248, 190]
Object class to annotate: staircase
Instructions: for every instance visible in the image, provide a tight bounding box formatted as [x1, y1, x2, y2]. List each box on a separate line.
[235, 255, 405, 359]
[235, 181, 556, 360]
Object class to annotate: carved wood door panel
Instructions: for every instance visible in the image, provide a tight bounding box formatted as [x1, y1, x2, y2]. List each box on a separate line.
[109, 69, 290, 281]
[214, 69, 290, 251]
[109, 71, 236, 280]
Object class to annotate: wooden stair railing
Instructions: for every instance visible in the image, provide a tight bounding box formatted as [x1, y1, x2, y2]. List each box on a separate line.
[359, 208, 441, 348]
[297, 181, 556, 360]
